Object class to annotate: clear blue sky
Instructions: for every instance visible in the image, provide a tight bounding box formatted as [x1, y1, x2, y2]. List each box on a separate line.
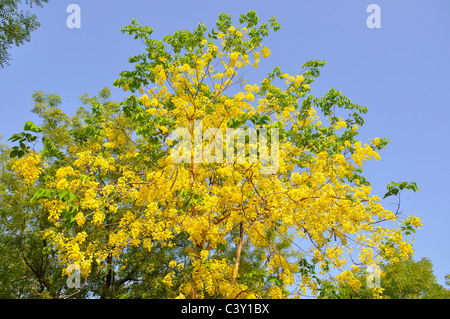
[1, 0, 449, 287]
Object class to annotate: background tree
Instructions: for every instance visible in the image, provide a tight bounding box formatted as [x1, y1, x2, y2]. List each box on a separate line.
[9, 11, 422, 299]
[0, 0, 48, 68]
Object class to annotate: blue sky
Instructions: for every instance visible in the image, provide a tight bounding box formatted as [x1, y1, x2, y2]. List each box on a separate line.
[0, 0, 449, 287]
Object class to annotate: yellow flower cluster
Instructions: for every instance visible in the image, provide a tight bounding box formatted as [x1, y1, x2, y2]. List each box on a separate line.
[371, 287, 385, 299]
[12, 152, 43, 186]
[40, 199, 68, 223]
[103, 127, 127, 149]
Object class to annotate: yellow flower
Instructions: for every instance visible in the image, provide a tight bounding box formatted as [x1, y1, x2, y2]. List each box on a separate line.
[162, 272, 174, 287]
[139, 94, 151, 107]
[123, 83, 130, 91]
[224, 68, 234, 78]
[74, 212, 85, 226]
[200, 249, 209, 259]
[261, 46, 271, 58]
[56, 178, 69, 190]
[234, 92, 246, 101]
[334, 120, 347, 130]
[228, 26, 236, 34]
[229, 51, 240, 67]
[407, 216, 422, 228]
[159, 126, 168, 134]
[92, 211, 105, 225]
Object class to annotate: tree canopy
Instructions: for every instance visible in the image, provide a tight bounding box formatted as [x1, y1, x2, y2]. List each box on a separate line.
[3, 10, 426, 299]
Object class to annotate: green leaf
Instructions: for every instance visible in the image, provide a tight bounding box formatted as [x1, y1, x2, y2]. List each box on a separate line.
[68, 193, 76, 204]
[9, 149, 19, 158]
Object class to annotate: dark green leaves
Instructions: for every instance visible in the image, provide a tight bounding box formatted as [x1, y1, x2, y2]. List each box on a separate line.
[216, 12, 233, 33]
[227, 114, 249, 129]
[238, 10, 259, 28]
[238, 10, 280, 46]
[383, 181, 420, 199]
[179, 188, 204, 209]
[268, 16, 281, 32]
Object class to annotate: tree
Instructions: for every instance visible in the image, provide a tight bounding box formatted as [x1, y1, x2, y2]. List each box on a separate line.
[0, 0, 48, 68]
[1, 89, 199, 298]
[9, 11, 422, 299]
[318, 257, 450, 299]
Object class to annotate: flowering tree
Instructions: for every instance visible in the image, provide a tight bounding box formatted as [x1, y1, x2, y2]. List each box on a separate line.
[10, 11, 421, 298]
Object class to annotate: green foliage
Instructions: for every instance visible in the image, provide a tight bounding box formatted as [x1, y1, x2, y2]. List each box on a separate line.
[381, 258, 450, 299]
[8, 120, 42, 158]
